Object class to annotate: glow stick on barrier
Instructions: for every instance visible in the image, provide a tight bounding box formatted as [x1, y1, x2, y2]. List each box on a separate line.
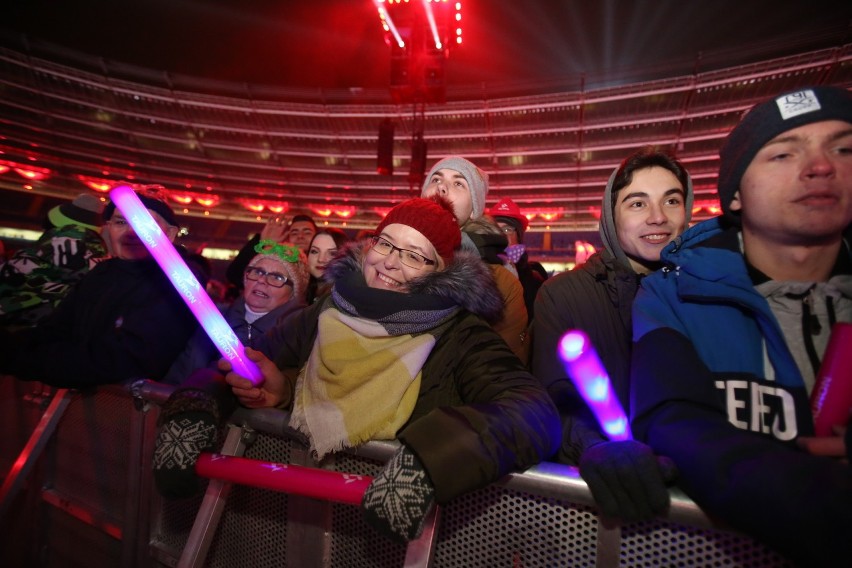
[109, 185, 262, 385]
[559, 330, 632, 441]
[810, 322, 852, 437]
[195, 453, 372, 505]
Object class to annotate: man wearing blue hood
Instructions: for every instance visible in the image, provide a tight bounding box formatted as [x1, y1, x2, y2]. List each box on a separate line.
[630, 86, 852, 565]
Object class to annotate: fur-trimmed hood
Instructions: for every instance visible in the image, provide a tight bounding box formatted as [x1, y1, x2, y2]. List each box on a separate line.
[325, 241, 505, 323]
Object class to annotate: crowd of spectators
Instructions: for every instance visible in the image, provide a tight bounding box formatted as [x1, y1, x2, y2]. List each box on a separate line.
[1, 85, 849, 562]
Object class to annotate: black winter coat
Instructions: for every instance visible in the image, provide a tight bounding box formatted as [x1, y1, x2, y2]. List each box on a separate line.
[1, 257, 199, 387]
[270, 246, 561, 503]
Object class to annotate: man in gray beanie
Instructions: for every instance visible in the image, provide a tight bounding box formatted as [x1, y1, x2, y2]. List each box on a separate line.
[419, 155, 532, 359]
[628, 85, 852, 565]
[421, 156, 489, 225]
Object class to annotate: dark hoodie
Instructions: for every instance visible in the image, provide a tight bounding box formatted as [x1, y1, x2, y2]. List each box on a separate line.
[531, 164, 693, 461]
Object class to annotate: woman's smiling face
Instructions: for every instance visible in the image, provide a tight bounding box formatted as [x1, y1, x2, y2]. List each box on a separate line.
[362, 223, 438, 292]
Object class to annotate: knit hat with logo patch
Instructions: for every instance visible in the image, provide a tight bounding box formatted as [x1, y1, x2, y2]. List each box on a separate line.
[718, 86, 852, 222]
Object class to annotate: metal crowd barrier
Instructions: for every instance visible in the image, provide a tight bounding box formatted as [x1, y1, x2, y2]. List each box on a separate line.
[0, 377, 794, 567]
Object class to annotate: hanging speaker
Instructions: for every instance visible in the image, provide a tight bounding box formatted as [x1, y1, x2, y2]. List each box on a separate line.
[408, 132, 427, 185]
[377, 119, 394, 176]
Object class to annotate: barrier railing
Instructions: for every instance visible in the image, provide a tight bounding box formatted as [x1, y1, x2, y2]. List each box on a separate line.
[0, 377, 794, 567]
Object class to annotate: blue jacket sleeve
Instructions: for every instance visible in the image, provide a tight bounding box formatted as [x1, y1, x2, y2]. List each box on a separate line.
[630, 289, 852, 566]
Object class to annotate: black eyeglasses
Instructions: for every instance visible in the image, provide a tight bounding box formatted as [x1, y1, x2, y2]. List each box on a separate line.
[370, 236, 436, 270]
[244, 266, 291, 288]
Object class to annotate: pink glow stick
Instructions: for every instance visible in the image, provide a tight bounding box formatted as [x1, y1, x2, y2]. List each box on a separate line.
[195, 453, 372, 505]
[559, 330, 632, 441]
[810, 322, 852, 437]
[109, 185, 262, 385]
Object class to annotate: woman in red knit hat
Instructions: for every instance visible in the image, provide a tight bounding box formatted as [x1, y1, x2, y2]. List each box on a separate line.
[153, 196, 559, 544]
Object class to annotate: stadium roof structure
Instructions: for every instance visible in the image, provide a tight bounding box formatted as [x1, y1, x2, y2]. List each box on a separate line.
[0, 1, 850, 255]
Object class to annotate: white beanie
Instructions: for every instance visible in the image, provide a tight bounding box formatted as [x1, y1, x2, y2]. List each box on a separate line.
[421, 156, 489, 220]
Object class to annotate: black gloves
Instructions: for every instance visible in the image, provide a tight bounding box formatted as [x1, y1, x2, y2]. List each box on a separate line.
[152, 387, 220, 499]
[361, 445, 436, 543]
[579, 439, 677, 523]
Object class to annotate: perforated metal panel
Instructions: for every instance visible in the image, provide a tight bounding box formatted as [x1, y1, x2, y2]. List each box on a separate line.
[620, 521, 794, 567]
[329, 452, 407, 568]
[434, 485, 599, 568]
[151, 485, 207, 558]
[148, 427, 795, 568]
[0, 381, 802, 568]
[204, 431, 293, 568]
[50, 388, 134, 524]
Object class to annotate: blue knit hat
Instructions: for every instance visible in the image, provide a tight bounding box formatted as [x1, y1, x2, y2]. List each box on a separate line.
[718, 86, 852, 222]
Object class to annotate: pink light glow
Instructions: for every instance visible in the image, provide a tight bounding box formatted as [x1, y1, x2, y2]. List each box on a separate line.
[559, 330, 632, 441]
[109, 185, 262, 385]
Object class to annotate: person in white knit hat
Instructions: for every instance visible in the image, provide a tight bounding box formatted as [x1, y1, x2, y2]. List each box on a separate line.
[421, 156, 490, 225]
[421, 155, 530, 360]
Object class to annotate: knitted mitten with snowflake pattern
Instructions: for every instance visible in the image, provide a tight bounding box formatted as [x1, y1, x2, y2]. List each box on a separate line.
[152, 388, 220, 499]
[361, 444, 436, 543]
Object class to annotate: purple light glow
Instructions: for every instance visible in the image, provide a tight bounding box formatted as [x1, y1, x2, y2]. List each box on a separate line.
[109, 185, 262, 385]
[559, 330, 632, 441]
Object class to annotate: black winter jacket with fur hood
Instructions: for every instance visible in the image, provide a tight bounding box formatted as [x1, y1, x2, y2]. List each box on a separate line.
[269, 243, 560, 503]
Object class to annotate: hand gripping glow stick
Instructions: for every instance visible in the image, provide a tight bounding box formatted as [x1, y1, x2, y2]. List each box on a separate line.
[559, 330, 632, 441]
[109, 185, 262, 385]
[810, 322, 852, 437]
[195, 453, 372, 505]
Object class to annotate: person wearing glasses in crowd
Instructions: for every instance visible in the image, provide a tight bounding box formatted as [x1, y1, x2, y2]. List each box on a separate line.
[490, 197, 549, 321]
[0, 186, 200, 387]
[160, 242, 308, 386]
[153, 196, 559, 544]
[225, 213, 318, 291]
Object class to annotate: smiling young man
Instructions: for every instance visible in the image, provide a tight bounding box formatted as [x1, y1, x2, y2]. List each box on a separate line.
[629, 86, 852, 565]
[531, 146, 693, 523]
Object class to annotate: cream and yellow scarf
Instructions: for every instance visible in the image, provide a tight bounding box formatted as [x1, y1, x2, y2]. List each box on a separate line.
[289, 269, 458, 460]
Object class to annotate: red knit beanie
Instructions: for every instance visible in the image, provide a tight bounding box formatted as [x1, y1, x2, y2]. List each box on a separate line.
[374, 197, 461, 264]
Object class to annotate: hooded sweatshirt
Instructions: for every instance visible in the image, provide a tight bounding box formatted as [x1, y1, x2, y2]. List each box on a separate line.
[532, 163, 692, 462]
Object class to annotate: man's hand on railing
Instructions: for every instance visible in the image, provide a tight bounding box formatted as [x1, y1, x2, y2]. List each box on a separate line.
[361, 444, 436, 542]
[579, 439, 677, 523]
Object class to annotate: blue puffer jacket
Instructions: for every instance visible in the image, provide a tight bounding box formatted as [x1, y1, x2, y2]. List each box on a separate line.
[630, 217, 852, 566]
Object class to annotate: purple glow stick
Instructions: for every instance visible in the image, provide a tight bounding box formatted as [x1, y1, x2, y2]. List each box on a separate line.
[109, 185, 263, 385]
[559, 330, 632, 441]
